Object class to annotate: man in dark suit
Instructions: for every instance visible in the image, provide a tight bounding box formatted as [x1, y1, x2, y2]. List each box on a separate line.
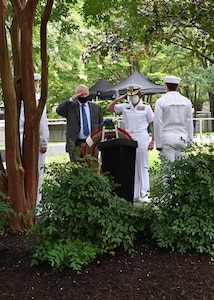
[56, 84, 103, 161]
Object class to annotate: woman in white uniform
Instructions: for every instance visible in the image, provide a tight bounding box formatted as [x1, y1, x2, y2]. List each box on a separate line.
[107, 85, 154, 203]
[19, 73, 49, 209]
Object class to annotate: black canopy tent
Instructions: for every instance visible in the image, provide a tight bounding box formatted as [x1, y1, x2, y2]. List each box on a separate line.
[89, 78, 115, 100]
[103, 71, 165, 98]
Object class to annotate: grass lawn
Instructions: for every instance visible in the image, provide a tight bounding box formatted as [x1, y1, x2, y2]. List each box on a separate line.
[46, 153, 69, 164]
[149, 150, 160, 167]
[46, 149, 160, 166]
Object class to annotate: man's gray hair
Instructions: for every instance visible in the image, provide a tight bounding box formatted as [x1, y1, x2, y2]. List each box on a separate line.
[76, 84, 89, 92]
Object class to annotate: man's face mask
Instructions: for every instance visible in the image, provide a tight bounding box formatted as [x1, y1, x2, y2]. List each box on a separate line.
[129, 95, 139, 105]
[78, 96, 90, 103]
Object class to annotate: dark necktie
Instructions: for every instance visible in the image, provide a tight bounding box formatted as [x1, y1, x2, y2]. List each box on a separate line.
[82, 104, 89, 136]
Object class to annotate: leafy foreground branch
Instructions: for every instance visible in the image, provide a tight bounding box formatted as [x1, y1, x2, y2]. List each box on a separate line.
[29, 162, 150, 271]
[0, 198, 15, 233]
[29, 143, 214, 271]
[150, 142, 214, 256]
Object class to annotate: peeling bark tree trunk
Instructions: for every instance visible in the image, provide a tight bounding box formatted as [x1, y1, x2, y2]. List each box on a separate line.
[19, 1, 41, 227]
[0, 0, 26, 231]
[0, 0, 53, 231]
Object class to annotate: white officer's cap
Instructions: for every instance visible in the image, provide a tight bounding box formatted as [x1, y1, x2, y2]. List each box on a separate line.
[127, 84, 142, 95]
[163, 75, 181, 84]
[34, 73, 41, 81]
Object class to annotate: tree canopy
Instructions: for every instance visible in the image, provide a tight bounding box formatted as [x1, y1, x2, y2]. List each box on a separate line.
[82, 0, 214, 63]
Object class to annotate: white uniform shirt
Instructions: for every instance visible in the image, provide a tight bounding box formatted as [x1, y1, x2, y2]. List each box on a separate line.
[19, 93, 49, 148]
[114, 100, 154, 133]
[154, 91, 193, 149]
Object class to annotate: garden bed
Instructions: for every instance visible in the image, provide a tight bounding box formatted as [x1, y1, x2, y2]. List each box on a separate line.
[0, 232, 213, 299]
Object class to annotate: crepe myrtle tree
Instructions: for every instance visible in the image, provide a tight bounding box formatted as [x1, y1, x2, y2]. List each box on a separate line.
[0, 0, 53, 231]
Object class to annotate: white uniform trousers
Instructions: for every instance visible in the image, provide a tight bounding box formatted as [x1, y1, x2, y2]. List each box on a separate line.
[37, 152, 46, 206]
[160, 133, 187, 163]
[132, 132, 150, 200]
[159, 134, 187, 186]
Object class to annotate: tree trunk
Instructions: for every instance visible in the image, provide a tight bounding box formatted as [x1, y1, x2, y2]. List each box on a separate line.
[19, 1, 40, 227]
[0, 0, 52, 231]
[0, 0, 26, 231]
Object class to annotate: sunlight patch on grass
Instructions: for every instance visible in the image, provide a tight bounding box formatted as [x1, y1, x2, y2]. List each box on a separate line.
[149, 150, 160, 168]
[45, 149, 160, 166]
[46, 153, 69, 164]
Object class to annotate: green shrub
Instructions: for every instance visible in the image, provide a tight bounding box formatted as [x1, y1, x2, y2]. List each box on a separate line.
[150, 142, 214, 256]
[30, 162, 150, 271]
[0, 196, 14, 233]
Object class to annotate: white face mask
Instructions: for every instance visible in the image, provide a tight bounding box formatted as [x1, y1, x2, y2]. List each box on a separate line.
[129, 95, 139, 105]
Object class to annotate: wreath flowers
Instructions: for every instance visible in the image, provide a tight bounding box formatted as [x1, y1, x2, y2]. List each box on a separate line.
[99, 118, 116, 130]
[82, 119, 133, 168]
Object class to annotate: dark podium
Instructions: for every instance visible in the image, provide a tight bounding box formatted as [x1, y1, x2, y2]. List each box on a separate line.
[98, 138, 138, 203]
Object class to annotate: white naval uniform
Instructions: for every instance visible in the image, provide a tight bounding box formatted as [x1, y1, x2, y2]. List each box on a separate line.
[114, 99, 154, 200]
[19, 93, 50, 207]
[154, 91, 193, 162]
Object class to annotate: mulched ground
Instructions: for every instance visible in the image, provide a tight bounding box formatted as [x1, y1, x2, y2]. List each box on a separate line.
[0, 232, 213, 300]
